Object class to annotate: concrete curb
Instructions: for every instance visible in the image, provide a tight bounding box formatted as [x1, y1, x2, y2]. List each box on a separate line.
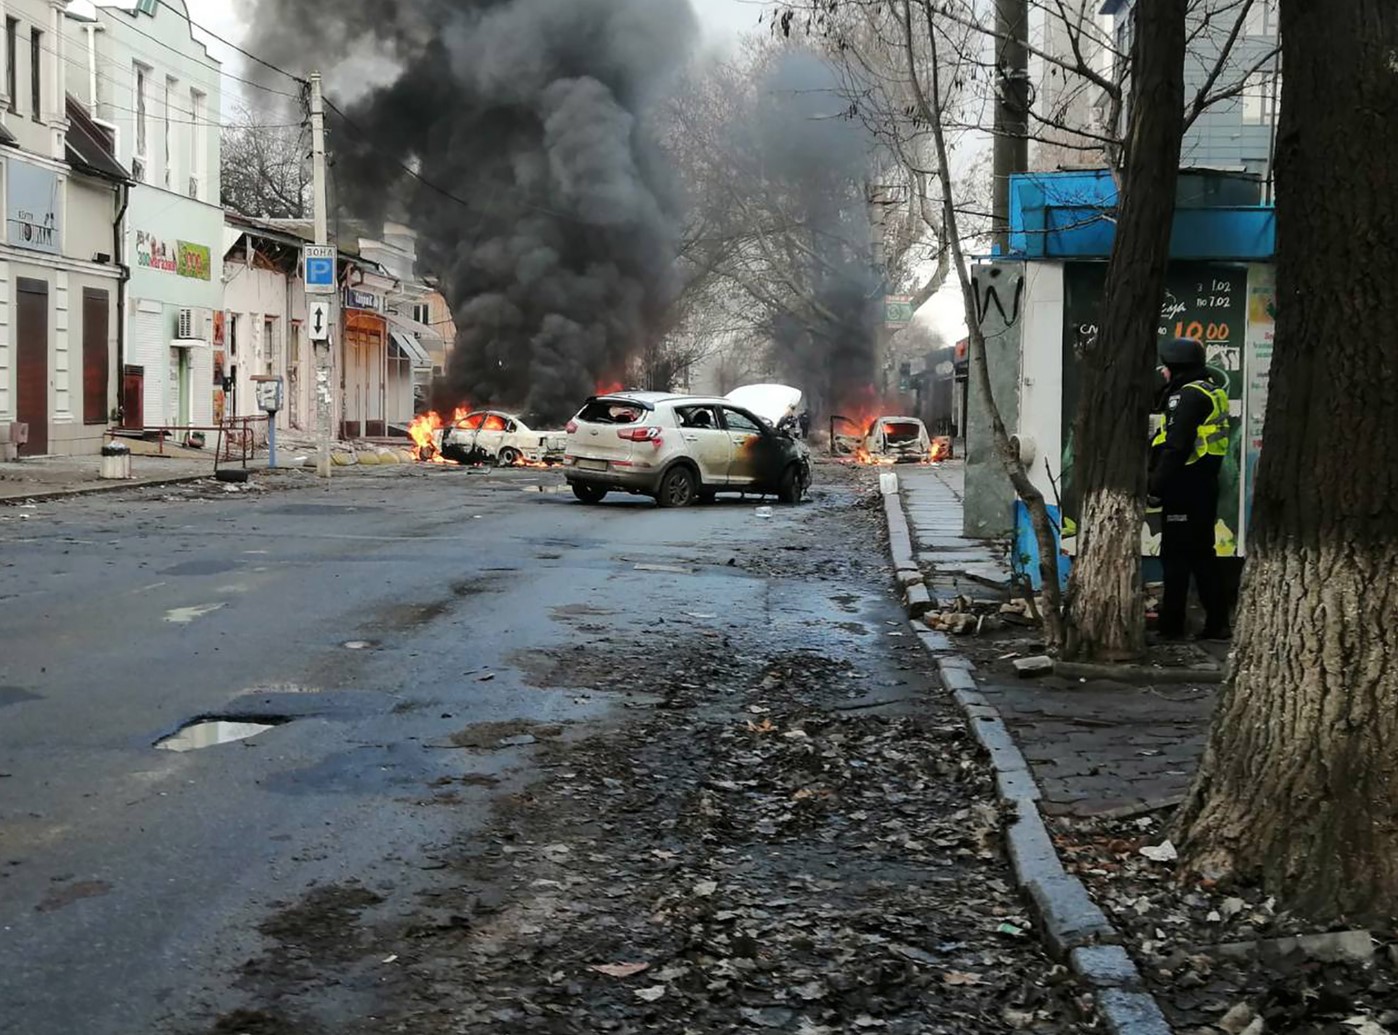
[885, 488, 1174, 1035]
[0, 473, 212, 505]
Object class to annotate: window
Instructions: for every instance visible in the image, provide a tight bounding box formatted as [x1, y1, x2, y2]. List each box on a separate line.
[263, 317, 276, 374]
[5, 18, 16, 115]
[29, 28, 40, 121]
[1246, 0, 1278, 36]
[676, 405, 718, 430]
[1242, 69, 1279, 126]
[163, 76, 177, 190]
[228, 314, 239, 357]
[133, 63, 150, 182]
[721, 408, 763, 435]
[411, 302, 430, 324]
[187, 88, 206, 198]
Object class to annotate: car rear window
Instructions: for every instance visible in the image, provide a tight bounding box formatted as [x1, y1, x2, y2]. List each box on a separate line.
[882, 421, 923, 443]
[577, 399, 646, 425]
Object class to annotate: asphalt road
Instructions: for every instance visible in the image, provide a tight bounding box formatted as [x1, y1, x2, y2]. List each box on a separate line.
[0, 462, 904, 1035]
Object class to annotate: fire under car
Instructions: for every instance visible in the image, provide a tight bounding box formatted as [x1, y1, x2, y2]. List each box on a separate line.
[436, 410, 567, 466]
[831, 414, 942, 463]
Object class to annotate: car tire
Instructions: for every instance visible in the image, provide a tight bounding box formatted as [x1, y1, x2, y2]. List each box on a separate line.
[656, 466, 698, 508]
[571, 483, 607, 504]
[498, 447, 521, 467]
[777, 463, 806, 504]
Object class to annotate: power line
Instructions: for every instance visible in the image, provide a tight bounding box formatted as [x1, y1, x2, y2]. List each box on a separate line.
[68, 1, 304, 99]
[151, 0, 306, 89]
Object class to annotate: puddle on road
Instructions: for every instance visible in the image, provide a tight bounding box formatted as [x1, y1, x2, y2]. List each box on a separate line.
[156, 717, 289, 752]
[164, 602, 226, 624]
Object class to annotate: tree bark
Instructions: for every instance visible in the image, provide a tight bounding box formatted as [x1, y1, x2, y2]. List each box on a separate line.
[1064, 0, 1188, 661]
[1175, 0, 1398, 919]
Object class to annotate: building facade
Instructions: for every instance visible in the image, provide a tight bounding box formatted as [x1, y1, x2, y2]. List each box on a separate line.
[64, 0, 223, 436]
[1034, 0, 1281, 182]
[1, 0, 126, 457]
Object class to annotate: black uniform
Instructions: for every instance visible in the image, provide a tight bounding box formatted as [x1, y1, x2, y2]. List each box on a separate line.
[1148, 364, 1228, 639]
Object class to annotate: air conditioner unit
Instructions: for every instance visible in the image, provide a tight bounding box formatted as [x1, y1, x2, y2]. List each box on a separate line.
[177, 308, 196, 339]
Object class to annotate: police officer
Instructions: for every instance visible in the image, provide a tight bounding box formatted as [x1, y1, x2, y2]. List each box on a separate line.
[1148, 337, 1230, 640]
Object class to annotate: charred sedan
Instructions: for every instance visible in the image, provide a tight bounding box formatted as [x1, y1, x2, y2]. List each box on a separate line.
[563, 388, 812, 507]
[437, 410, 567, 466]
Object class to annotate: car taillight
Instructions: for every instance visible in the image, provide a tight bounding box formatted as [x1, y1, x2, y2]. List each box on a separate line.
[617, 427, 662, 442]
[565, 421, 578, 434]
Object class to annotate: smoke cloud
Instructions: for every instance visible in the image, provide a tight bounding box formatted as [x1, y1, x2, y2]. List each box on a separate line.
[247, 0, 698, 422]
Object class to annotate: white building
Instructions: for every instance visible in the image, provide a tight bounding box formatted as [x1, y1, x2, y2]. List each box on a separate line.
[63, 0, 223, 437]
[1, 0, 126, 457]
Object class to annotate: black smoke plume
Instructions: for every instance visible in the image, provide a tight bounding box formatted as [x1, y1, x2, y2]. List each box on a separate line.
[246, 0, 698, 422]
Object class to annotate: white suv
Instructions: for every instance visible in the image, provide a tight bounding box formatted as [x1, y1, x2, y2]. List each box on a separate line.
[563, 391, 812, 507]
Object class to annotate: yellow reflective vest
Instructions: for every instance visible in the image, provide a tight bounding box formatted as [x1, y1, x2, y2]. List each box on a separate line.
[1151, 380, 1229, 464]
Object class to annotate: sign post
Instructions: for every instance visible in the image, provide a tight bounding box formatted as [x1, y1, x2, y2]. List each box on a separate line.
[307, 71, 335, 481]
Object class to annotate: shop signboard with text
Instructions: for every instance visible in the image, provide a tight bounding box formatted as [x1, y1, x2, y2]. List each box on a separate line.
[1060, 262, 1250, 557]
[7, 160, 61, 254]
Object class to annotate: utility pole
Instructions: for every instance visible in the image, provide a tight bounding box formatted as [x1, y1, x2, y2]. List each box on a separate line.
[992, 0, 1030, 253]
[309, 71, 334, 480]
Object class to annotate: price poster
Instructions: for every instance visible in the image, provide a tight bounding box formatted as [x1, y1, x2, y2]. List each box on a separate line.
[1061, 262, 1248, 557]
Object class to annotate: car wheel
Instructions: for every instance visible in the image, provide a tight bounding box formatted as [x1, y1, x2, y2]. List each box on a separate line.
[571, 483, 607, 504]
[498, 446, 521, 467]
[656, 466, 697, 508]
[777, 463, 806, 504]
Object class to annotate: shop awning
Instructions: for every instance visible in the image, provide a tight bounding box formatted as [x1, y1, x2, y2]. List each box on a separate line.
[389, 330, 432, 368]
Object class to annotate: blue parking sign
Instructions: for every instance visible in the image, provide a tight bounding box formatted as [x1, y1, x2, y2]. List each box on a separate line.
[303, 245, 336, 294]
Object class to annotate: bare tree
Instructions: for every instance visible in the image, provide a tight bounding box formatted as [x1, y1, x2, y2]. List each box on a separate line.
[220, 105, 312, 220]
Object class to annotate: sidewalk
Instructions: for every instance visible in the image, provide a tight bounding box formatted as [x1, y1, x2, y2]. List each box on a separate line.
[897, 463, 1214, 819]
[0, 453, 225, 502]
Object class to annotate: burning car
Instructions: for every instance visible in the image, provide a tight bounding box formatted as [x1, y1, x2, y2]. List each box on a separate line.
[410, 409, 566, 466]
[831, 414, 947, 464]
[563, 385, 812, 507]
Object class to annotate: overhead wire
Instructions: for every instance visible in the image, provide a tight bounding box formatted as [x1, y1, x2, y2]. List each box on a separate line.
[74, 1, 304, 98]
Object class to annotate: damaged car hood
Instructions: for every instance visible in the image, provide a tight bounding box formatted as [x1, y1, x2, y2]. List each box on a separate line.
[725, 384, 802, 427]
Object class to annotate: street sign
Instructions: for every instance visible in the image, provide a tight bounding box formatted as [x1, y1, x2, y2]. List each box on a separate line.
[308, 300, 331, 341]
[303, 245, 336, 294]
[884, 295, 915, 328]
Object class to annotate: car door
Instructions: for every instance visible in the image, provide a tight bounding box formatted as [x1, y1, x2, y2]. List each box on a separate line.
[475, 412, 509, 457]
[720, 406, 767, 486]
[675, 405, 732, 486]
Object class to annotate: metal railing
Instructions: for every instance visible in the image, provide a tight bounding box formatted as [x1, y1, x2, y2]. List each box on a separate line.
[109, 416, 271, 471]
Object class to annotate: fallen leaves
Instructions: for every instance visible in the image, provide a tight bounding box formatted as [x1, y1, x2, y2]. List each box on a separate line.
[589, 961, 650, 978]
[941, 970, 983, 986]
[633, 985, 667, 1002]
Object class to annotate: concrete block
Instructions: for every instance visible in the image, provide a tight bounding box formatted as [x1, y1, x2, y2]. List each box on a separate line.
[1097, 989, 1173, 1035]
[1025, 873, 1119, 957]
[904, 582, 934, 617]
[996, 766, 1042, 803]
[1005, 803, 1062, 882]
[1070, 945, 1142, 989]
[914, 629, 956, 655]
[1013, 655, 1055, 677]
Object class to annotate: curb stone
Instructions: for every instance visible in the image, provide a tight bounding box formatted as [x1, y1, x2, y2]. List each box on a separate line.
[883, 484, 1175, 1035]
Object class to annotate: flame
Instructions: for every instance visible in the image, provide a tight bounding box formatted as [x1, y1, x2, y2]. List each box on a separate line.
[408, 411, 447, 463]
[594, 379, 626, 396]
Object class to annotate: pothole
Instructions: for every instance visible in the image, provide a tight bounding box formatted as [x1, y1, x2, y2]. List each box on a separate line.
[155, 716, 291, 752]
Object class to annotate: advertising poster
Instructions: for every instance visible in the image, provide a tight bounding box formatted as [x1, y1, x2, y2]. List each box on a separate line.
[213, 350, 227, 423]
[1241, 264, 1276, 548]
[1060, 262, 1247, 557]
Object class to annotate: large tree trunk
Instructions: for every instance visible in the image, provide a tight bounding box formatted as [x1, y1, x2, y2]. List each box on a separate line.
[1175, 0, 1398, 919]
[1064, 0, 1188, 661]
